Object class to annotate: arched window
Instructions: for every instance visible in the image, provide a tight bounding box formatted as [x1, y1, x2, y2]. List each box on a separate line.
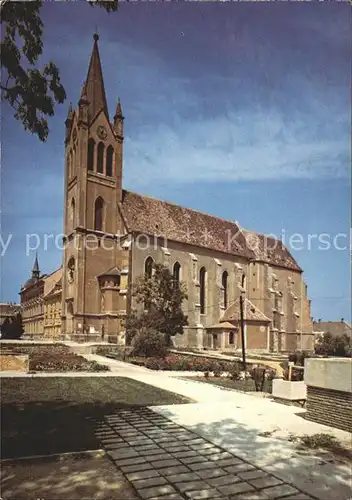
[87, 138, 95, 171]
[97, 141, 104, 174]
[222, 271, 228, 309]
[106, 145, 114, 177]
[94, 197, 104, 231]
[199, 267, 206, 314]
[72, 146, 76, 175]
[71, 198, 75, 228]
[229, 331, 234, 345]
[173, 261, 181, 283]
[67, 149, 72, 177]
[145, 257, 154, 279]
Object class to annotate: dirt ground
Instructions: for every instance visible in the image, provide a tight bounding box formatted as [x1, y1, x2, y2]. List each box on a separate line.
[0, 451, 139, 500]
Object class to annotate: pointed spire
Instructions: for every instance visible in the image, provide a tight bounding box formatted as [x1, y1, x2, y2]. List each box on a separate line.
[113, 97, 124, 137]
[66, 102, 73, 120]
[115, 97, 123, 118]
[81, 33, 108, 123]
[32, 252, 40, 280]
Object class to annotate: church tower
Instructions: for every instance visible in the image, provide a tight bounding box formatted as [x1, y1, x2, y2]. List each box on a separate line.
[61, 34, 128, 341]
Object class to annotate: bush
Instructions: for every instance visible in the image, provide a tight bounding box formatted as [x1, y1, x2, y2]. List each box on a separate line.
[131, 329, 168, 358]
[288, 351, 309, 366]
[227, 363, 241, 380]
[88, 361, 109, 372]
[145, 357, 167, 370]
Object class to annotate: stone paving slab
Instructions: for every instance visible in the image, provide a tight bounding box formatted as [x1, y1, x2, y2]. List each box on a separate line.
[92, 407, 317, 500]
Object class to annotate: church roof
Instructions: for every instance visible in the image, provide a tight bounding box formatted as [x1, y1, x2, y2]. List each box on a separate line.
[121, 190, 301, 271]
[81, 34, 108, 124]
[221, 298, 271, 323]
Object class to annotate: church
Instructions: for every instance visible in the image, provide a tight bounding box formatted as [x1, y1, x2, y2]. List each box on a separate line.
[20, 35, 314, 353]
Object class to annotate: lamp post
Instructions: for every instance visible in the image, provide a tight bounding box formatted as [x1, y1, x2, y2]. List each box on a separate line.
[239, 274, 247, 372]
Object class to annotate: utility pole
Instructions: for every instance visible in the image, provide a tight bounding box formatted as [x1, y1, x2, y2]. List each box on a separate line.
[239, 273, 247, 372]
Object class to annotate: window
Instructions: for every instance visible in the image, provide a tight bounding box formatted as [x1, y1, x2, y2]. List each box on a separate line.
[67, 149, 72, 177]
[67, 257, 75, 283]
[106, 145, 114, 177]
[72, 147, 76, 175]
[199, 266, 206, 314]
[222, 271, 228, 309]
[94, 197, 104, 231]
[97, 141, 104, 174]
[145, 256, 154, 279]
[71, 198, 75, 228]
[173, 261, 181, 283]
[87, 138, 95, 171]
[229, 331, 234, 345]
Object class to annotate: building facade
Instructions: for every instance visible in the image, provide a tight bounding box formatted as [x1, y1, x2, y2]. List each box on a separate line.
[20, 35, 314, 352]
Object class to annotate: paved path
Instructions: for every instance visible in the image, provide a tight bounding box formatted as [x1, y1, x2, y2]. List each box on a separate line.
[85, 355, 352, 500]
[2, 354, 350, 499]
[94, 407, 315, 500]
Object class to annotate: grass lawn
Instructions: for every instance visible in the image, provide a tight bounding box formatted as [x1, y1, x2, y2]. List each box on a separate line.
[190, 376, 273, 394]
[1, 377, 191, 459]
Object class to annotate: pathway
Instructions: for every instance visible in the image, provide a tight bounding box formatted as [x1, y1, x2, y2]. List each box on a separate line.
[85, 355, 352, 500]
[94, 406, 315, 500]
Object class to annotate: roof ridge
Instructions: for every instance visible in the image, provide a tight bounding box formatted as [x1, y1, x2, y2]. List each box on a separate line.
[123, 189, 242, 228]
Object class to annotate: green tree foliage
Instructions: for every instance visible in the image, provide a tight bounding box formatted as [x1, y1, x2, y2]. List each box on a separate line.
[126, 264, 188, 343]
[315, 332, 351, 357]
[0, 0, 118, 141]
[1, 313, 24, 339]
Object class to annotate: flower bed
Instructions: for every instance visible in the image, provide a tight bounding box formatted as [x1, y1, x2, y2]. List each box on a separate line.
[2, 344, 109, 372]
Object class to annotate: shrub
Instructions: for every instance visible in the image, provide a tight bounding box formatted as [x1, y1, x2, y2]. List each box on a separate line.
[145, 357, 167, 370]
[88, 361, 110, 372]
[131, 329, 168, 358]
[227, 363, 241, 380]
[265, 368, 277, 381]
[212, 361, 223, 377]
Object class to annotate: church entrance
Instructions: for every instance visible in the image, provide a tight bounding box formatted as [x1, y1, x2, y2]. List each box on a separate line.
[212, 334, 218, 349]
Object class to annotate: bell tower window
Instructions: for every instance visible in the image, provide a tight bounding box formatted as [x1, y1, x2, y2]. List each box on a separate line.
[71, 198, 75, 228]
[97, 142, 104, 174]
[87, 138, 95, 171]
[106, 145, 114, 177]
[94, 197, 104, 231]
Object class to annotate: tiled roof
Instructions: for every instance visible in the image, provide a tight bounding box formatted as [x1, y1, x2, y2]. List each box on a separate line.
[121, 190, 301, 271]
[97, 266, 121, 277]
[243, 231, 301, 271]
[313, 321, 352, 338]
[207, 321, 238, 330]
[221, 297, 271, 323]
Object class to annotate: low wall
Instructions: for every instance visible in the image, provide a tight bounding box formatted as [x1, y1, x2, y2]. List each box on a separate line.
[272, 379, 306, 400]
[304, 357, 352, 432]
[0, 354, 29, 372]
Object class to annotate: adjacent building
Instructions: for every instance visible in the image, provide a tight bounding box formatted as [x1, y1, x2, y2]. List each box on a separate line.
[19, 34, 314, 352]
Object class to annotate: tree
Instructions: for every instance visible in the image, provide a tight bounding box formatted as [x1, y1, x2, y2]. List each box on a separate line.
[0, 0, 118, 141]
[126, 264, 188, 344]
[315, 332, 351, 358]
[1, 313, 24, 339]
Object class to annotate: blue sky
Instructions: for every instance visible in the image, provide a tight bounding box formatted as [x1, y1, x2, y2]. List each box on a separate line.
[1, 2, 351, 321]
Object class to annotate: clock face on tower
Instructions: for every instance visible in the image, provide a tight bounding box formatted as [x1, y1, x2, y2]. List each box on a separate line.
[97, 125, 107, 140]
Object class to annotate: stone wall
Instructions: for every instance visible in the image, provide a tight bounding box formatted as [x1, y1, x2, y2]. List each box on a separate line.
[305, 386, 351, 432]
[305, 357, 352, 432]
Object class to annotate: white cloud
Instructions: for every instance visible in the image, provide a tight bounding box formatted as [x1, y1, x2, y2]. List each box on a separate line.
[124, 109, 350, 186]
